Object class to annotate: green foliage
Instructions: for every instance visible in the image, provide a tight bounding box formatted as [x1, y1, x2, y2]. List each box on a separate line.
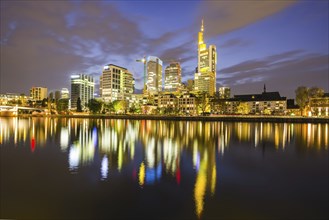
[113, 100, 128, 113]
[295, 86, 309, 109]
[308, 87, 324, 98]
[88, 99, 102, 114]
[129, 103, 141, 114]
[103, 102, 114, 114]
[57, 98, 69, 112]
[236, 102, 250, 115]
[263, 108, 271, 115]
[295, 86, 324, 115]
[41, 98, 48, 107]
[197, 92, 210, 114]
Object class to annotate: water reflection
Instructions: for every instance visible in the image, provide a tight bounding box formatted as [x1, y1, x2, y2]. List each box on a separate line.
[0, 117, 328, 218]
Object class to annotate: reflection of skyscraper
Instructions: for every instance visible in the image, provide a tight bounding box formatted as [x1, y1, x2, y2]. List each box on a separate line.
[70, 74, 94, 109]
[164, 62, 181, 92]
[146, 56, 163, 94]
[194, 20, 217, 96]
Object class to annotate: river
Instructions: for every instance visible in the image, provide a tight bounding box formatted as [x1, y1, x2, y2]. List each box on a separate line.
[0, 117, 328, 219]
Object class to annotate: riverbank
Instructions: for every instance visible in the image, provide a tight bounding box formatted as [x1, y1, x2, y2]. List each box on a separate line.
[9, 114, 329, 123]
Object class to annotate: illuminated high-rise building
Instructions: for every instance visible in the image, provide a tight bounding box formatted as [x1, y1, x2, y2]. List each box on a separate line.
[218, 86, 231, 99]
[100, 64, 135, 103]
[146, 56, 163, 94]
[30, 87, 48, 101]
[194, 20, 217, 96]
[61, 88, 69, 99]
[164, 62, 182, 92]
[70, 74, 94, 109]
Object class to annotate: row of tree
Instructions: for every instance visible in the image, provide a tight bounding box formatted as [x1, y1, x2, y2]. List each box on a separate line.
[295, 86, 325, 115]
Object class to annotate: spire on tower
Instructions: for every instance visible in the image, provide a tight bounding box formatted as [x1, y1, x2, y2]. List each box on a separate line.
[201, 19, 204, 32]
[264, 84, 266, 93]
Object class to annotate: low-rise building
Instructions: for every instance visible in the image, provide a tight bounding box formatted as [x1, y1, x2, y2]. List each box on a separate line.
[309, 93, 329, 117]
[158, 94, 177, 109]
[223, 91, 287, 115]
[0, 93, 29, 106]
[178, 93, 197, 115]
[30, 87, 48, 101]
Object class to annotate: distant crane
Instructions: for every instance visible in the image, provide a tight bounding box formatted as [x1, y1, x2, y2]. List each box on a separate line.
[136, 56, 147, 92]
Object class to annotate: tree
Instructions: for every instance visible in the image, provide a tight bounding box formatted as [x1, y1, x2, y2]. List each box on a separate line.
[263, 108, 271, 115]
[295, 86, 324, 116]
[41, 98, 48, 107]
[57, 98, 69, 112]
[308, 87, 324, 98]
[103, 102, 114, 114]
[129, 103, 141, 114]
[88, 99, 103, 114]
[113, 100, 128, 113]
[197, 92, 210, 115]
[77, 97, 82, 112]
[295, 86, 309, 109]
[236, 102, 250, 115]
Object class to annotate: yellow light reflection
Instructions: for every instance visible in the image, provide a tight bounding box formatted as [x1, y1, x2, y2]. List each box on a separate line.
[194, 160, 207, 218]
[139, 162, 145, 187]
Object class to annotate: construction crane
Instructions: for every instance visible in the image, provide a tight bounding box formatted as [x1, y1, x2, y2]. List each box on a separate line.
[136, 56, 147, 92]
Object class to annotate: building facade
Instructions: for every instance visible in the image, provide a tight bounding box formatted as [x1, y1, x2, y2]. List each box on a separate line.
[194, 20, 217, 96]
[146, 56, 163, 94]
[178, 93, 197, 115]
[158, 94, 177, 109]
[30, 87, 48, 101]
[309, 93, 329, 117]
[0, 93, 29, 106]
[224, 91, 287, 115]
[100, 64, 135, 103]
[70, 74, 94, 109]
[164, 62, 182, 92]
[218, 87, 231, 99]
[61, 88, 69, 99]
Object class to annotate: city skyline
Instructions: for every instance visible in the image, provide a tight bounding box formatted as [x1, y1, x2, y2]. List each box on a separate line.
[1, 1, 328, 99]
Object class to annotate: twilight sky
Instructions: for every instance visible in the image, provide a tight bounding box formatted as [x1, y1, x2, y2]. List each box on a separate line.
[1, 0, 328, 99]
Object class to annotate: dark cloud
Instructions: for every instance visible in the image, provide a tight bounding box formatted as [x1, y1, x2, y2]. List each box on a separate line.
[0, 1, 145, 93]
[158, 40, 195, 64]
[218, 51, 329, 98]
[220, 38, 251, 49]
[198, 1, 296, 37]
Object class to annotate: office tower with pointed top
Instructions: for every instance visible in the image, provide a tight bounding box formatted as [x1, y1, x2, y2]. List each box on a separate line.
[194, 19, 217, 96]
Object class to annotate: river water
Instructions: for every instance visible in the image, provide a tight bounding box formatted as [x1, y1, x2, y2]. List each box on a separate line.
[0, 117, 328, 219]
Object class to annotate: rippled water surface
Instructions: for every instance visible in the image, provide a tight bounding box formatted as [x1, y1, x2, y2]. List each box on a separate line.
[0, 117, 328, 219]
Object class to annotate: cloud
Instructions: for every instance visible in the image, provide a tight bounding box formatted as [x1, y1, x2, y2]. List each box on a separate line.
[0, 1, 145, 93]
[198, 1, 297, 37]
[220, 38, 251, 49]
[217, 50, 329, 98]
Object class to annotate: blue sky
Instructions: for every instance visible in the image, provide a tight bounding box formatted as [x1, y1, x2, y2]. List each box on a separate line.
[1, 0, 328, 98]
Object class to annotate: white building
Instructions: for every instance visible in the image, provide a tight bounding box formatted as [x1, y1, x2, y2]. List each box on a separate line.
[70, 74, 94, 109]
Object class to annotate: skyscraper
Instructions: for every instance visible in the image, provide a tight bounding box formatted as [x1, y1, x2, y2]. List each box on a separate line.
[61, 88, 70, 99]
[146, 56, 163, 94]
[164, 62, 182, 92]
[194, 20, 217, 96]
[100, 64, 135, 103]
[70, 74, 94, 109]
[218, 87, 231, 99]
